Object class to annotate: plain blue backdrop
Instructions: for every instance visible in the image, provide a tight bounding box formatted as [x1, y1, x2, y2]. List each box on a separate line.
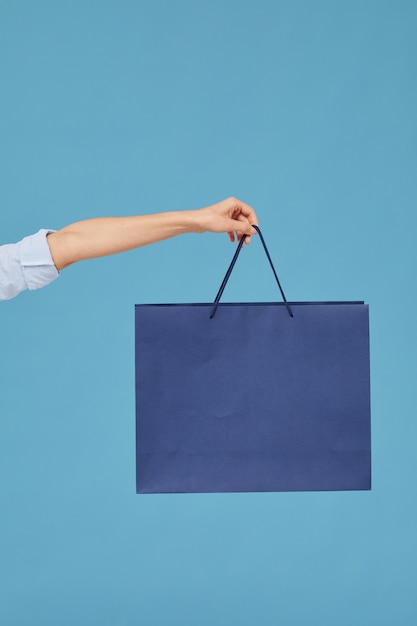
[1, 1, 416, 625]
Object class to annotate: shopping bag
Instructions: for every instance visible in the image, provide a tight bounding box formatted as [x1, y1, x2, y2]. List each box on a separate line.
[135, 227, 371, 494]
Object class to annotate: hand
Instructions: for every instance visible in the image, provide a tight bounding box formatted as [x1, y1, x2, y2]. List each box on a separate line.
[195, 197, 258, 244]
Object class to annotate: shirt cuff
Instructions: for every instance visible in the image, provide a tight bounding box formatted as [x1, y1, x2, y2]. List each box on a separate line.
[18, 229, 60, 291]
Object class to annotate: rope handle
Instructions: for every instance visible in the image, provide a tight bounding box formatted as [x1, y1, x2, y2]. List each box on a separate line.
[210, 225, 293, 319]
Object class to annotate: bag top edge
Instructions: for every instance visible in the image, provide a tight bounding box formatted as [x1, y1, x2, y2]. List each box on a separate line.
[135, 301, 366, 307]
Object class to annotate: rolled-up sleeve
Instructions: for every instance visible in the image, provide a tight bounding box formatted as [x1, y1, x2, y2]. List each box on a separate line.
[0, 229, 59, 301]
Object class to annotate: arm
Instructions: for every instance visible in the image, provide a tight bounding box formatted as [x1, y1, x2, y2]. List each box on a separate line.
[47, 197, 258, 270]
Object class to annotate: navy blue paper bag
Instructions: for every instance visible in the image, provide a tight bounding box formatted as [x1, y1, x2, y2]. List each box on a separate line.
[135, 228, 371, 494]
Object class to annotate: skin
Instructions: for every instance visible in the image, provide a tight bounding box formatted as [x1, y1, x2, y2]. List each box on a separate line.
[47, 197, 258, 271]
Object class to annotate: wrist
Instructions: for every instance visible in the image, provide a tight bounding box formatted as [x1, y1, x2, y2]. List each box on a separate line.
[180, 209, 206, 234]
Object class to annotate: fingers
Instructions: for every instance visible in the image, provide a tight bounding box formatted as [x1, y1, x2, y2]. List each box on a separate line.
[223, 197, 258, 244]
[226, 218, 257, 245]
[231, 209, 257, 244]
[226, 196, 258, 227]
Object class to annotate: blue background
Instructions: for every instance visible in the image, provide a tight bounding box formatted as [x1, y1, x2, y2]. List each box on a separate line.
[1, 1, 416, 624]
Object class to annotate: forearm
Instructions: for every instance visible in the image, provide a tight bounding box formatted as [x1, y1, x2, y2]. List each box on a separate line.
[47, 211, 201, 270]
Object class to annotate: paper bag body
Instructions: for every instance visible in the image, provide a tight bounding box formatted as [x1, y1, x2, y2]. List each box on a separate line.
[135, 302, 371, 493]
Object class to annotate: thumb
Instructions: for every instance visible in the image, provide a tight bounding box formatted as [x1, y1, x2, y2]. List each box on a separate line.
[228, 219, 257, 235]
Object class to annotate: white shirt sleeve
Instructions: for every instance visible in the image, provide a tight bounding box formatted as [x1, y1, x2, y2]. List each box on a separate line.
[0, 229, 59, 301]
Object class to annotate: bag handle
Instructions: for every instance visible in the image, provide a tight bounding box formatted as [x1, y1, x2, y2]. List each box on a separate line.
[210, 225, 293, 319]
